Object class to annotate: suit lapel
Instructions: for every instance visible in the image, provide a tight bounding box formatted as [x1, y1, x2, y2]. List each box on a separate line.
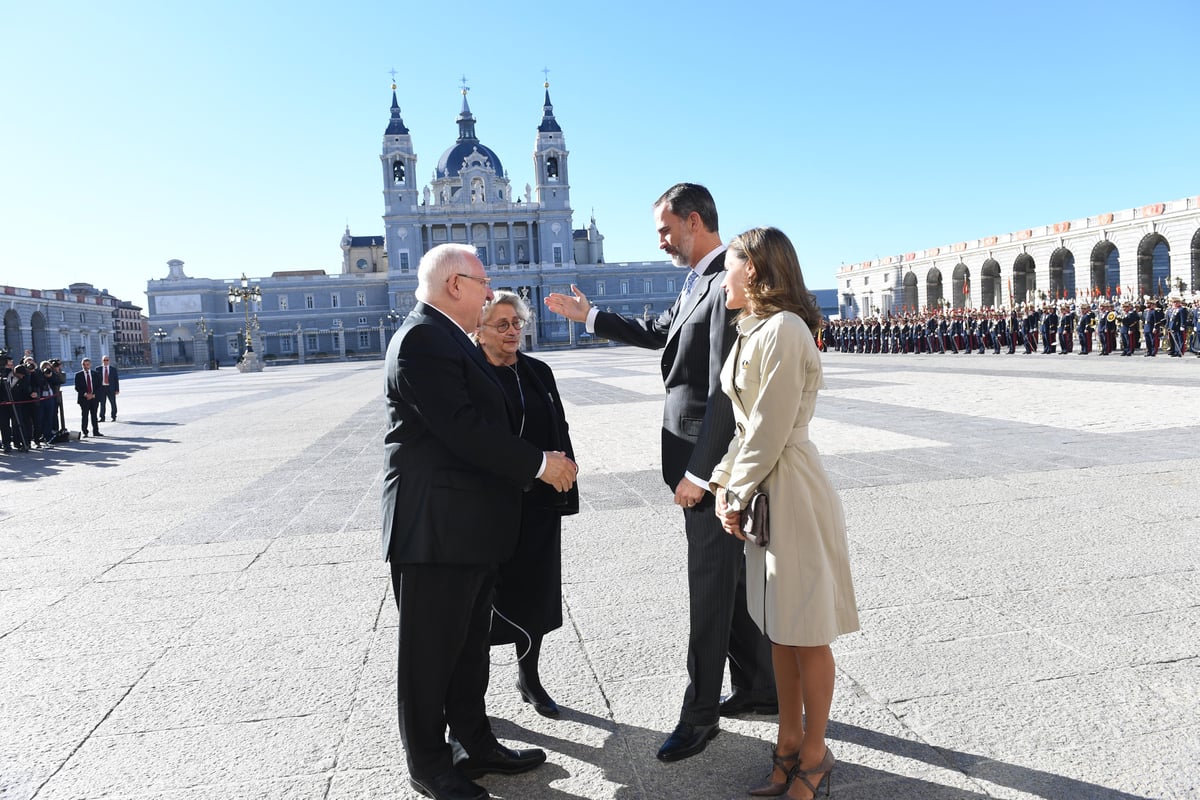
[668, 252, 726, 344]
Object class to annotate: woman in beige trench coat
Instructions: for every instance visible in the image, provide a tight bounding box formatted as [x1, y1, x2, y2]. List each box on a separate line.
[710, 227, 859, 800]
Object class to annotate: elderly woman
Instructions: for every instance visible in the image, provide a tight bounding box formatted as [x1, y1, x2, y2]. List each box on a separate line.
[710, 228, 859, 799]
[476, 290, 578, 717]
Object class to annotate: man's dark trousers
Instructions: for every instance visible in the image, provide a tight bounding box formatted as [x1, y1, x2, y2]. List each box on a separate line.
[680, 497, 772, 725]
[391, 562, 497, 780]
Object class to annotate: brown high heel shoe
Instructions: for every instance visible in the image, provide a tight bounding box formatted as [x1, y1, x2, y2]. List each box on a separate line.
[788, 748, 835, 799]
[748, 747, 799, 796]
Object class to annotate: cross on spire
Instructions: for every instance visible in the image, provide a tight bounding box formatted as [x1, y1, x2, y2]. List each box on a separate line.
[388, 67, 398, 82]
[541, 66, 551, 87]
[459, 74, 470, 95]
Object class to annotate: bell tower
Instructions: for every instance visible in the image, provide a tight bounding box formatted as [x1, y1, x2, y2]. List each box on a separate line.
[381, 79, 419, 216]
[382, 76, 421, 281]
[533, 77, 572, 266]
[533, 79, 569, 213]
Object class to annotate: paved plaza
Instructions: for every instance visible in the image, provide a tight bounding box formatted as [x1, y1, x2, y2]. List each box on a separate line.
[2, 347, 1198, 800]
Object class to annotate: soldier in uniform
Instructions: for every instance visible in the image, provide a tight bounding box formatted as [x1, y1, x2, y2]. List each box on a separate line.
[938, 312, 954, 353]
[1142, 300, 1165, 357]
[1023, 305, 1040, 354]
[1166, 295, 1188, 357]
[994, 310, 1009, 354]
[1190, 297, 1200, 356]
[925, 313, 939, 353]
[1056, 303, 1075, 354]
[1040, 304, 1059, 354]
[1097, 301, 1118, 355]
[1119, 301, 1139, 356]
[1077, 303, 1095, 354]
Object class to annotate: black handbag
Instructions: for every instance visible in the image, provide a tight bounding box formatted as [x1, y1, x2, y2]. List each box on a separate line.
[740, 491, 769, 547]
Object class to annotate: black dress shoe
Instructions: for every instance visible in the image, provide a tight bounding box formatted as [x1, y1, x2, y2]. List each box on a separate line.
[93, 431, 104, 437]
[455, 744, 546, 779]
[719, 690, 779, 717]
[408, 770, 488, 800]
[656, 721, 719, 762]
[518, 680, 560, 718]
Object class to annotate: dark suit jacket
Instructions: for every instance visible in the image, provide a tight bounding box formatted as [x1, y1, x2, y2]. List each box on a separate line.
[74, 369, 98, 406]
[594, 252, 737, 489]
[382, 301, 544, 564]
[95, 364, 119, 393]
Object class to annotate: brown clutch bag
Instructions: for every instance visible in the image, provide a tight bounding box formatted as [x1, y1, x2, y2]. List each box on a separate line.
[740, 491, 769, 547]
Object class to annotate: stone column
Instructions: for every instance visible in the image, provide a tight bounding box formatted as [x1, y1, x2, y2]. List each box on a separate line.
[296, 324, 305, 365]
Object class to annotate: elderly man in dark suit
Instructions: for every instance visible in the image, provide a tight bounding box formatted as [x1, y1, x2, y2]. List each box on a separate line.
[73, 357, 102, 437]
[545, 183, 775, 763]
[96, 355, 120, 421]
[384, 243, 577, 800]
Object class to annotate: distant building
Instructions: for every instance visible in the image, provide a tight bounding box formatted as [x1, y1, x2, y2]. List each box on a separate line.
[2, 282, 134, 365]
[836, 196, 1200, 319]
[145, 81, 685, 362]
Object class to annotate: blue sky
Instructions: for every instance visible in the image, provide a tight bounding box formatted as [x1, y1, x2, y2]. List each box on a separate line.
[2, 0, 1198, 309]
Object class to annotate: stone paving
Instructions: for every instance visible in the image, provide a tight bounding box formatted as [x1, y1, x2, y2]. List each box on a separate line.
[1, 348, 1198, 800]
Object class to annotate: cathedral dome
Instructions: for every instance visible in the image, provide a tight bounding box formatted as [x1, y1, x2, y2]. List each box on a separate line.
[436, 141, 504, 179]
[434, 88, 505, 179]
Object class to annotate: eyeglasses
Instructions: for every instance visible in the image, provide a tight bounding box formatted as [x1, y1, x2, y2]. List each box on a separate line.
[482, 318, 526, 333]
[455, 273, 492, 288]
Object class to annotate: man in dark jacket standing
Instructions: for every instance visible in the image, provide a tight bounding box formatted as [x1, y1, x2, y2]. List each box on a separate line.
[74, 358, 101, 437]
[383, 243, 577, 800]
[545, 183, 776, 763]
[96, 355, 120, 421]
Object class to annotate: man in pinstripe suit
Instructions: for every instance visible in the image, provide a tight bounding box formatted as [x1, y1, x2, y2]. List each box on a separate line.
[545, 183, 775, 762]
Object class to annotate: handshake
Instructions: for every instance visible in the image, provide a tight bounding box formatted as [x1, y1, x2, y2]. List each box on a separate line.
[539, 451, 579, 493]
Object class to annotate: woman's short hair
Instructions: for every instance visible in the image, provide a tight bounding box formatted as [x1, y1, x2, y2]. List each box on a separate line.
[481, 289, 530, 324]
[729, 227, 821, 334]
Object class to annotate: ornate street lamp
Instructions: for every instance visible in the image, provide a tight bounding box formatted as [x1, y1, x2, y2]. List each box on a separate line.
[153, 327, 168, 365]
[227, 274, 264, 372]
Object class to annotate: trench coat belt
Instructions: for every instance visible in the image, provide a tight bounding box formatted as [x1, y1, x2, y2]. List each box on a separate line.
[786, 426, 810, 446]
[734, 424, 810, 445]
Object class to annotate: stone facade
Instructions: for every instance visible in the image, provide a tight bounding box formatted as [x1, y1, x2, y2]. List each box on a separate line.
[2, 283, 123, 367]
[837, 196, 1200, 318]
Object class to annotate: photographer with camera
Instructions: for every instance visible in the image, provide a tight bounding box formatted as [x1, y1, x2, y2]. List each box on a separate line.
[1, 351, 23, 453]
[10, 361, 37, 450]
[36, 361, 59, 447]
[48, 359, 66, 434]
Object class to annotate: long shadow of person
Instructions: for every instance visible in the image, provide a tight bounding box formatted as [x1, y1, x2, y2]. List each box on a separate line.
[476, 711, 1154, 800]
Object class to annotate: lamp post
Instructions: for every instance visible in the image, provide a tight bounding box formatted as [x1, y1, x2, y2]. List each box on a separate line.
[153, 327, 167, 366]
[227, 273, 264, 372]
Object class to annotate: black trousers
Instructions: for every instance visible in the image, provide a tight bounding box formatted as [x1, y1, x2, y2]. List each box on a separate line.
[79, 398, 99, 434]
[391, 561, 498, 780]
[99, 388, 117, 419]
[680, 498, 775, 726]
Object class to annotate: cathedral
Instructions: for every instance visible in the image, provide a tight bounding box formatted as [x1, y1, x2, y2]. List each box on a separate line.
[145, 82, 681, 366]
[359, 79, 677, 346]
